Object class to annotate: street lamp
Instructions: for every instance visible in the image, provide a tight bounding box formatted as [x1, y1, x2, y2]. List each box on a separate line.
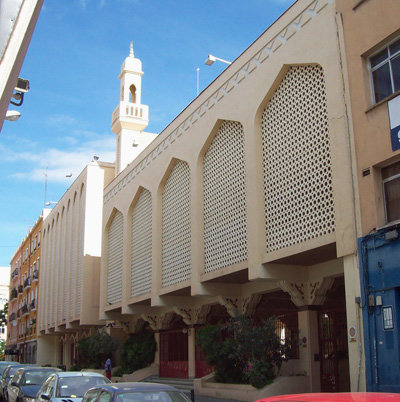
[44, 201, 57, 207]
[205, 54, 232, 66]
[5, 110, 21, 121]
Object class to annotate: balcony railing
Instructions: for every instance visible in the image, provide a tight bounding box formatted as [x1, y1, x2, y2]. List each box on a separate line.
[32, 270, 39, 281]
[24, 277, 31, 289]
[10, 288, 17, 300]
[111, 102, 149, 130]
[21, 304, 29, 315]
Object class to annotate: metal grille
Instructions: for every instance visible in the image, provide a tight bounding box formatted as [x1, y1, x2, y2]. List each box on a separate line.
[261, 65, 335, 253]
[131, 189, 152, 297]
[162, 161, 191, 287]
[107, 211, 124, 304]
[203, 120, 248, 273]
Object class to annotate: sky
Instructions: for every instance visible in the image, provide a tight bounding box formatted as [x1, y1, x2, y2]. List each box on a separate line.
[0, 0, 295, 266]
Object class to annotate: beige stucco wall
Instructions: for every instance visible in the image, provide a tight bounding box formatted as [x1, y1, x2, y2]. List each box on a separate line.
[336, 0, 400, 234]
[99, 0, 363, 392]
[101, 0, 356, 313]
[38, 161, 114, 336]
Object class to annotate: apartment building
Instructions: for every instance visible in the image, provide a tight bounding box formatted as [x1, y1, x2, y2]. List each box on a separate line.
[99, 0, 362, 395]
[336, 0, 400, 392]
[6, 216, 42, 363]
[0, 267, 11, 343]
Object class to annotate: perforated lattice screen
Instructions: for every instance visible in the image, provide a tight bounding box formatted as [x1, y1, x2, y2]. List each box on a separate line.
[131, 189, 152, 297]
[262, 65, 335, 253]
[162, 161, 191, 287]
[107, 211, 123, 304]
[203, 121, 248, 273]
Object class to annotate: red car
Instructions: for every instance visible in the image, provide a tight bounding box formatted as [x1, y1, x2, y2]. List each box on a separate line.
[257, 393, 400, 401]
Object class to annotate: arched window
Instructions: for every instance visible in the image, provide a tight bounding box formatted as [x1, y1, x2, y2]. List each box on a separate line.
[129, 84, 137, 103]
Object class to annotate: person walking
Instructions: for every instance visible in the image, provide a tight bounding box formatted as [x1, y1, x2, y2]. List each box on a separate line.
[104, 358, 112, 380]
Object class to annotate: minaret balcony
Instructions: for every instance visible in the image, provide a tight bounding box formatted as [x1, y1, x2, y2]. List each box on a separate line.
[112, 101, 149, 132]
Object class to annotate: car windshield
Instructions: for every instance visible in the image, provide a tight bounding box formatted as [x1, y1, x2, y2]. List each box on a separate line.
[22, 370, 56, 386]
[57, 377, 108, 398]
[116, 391, 189, 402]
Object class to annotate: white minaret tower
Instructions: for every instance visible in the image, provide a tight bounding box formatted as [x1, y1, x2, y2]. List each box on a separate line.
[112, 43, 156, 175]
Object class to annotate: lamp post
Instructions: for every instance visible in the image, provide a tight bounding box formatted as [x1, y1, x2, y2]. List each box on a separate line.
[204, 54, 232, 66]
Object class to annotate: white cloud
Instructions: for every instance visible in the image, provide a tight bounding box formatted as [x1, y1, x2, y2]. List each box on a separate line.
[46, 114, 77, 126]
[8, 134, 115, 183]
[78, 0, 89, 9]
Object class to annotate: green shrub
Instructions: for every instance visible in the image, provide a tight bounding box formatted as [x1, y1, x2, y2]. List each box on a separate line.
[196, 315, 289, 389]
[247, 361, 274, 389]
[77, 329, 119, 369]
[112, 367, 125, 377]
[120, 331, 156, 374]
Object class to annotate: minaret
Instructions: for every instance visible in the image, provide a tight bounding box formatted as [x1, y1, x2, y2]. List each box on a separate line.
[112, 42, 154, 175]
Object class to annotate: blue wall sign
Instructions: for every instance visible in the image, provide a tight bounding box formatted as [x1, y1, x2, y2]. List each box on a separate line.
[388, 95, 400, 151]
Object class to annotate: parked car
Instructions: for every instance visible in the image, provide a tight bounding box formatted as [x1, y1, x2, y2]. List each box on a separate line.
[7, 367, 61, 402]
[35, 372, 110, 402]
[82, 382, 191, 402]
[256, 393, 400, 401]
[0, 365, 20, 402]
[1, 365, 29, 402]
[0, 364, 19, 379]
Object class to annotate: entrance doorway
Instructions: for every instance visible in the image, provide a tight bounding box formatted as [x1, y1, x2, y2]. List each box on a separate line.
[160, 330, 188, 378]
[319, 276, 350, 392]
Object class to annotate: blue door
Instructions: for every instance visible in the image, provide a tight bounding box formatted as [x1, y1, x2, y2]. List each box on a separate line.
[367, 287, 400, 392]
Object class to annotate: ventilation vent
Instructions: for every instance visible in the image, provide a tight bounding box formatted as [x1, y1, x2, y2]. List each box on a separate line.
[203, 120, 248, 273]
[162, 161, 191, 287]
[107, 211, 123, 304]
[261, 65, 335, 253]
[131, 189, 152, 297]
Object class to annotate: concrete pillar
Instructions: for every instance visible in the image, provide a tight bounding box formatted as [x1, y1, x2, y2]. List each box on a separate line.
[37, 335, 58, 366]
[154, 332, 160, 367]
[343, 254, 366, 391]
[65, 341, 71, 368]
[298, 309, 320, 392]
[188, 328, 195, 378]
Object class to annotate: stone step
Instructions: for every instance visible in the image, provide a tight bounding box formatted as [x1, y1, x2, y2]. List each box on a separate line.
[142, 375, 194, 392]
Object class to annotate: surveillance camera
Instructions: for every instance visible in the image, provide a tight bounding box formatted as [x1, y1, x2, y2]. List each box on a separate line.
[93, 155, 99, 161]
[15, 78, 29, 93]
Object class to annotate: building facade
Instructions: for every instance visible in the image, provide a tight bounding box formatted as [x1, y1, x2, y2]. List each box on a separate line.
[336, 0, 400, 392]
[0, 267, 11, 343]
[37, 161, 115, 367]
[0, 0, 43, 130]
[6, 216, 42, 363]
[100, 0, 364, 393]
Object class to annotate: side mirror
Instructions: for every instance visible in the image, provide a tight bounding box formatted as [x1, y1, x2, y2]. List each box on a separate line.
[10, 381, 17, 387]
[41, 394, 51, 401]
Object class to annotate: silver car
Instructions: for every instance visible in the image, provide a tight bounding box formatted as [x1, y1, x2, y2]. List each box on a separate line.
[35, 372, 110, 402]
